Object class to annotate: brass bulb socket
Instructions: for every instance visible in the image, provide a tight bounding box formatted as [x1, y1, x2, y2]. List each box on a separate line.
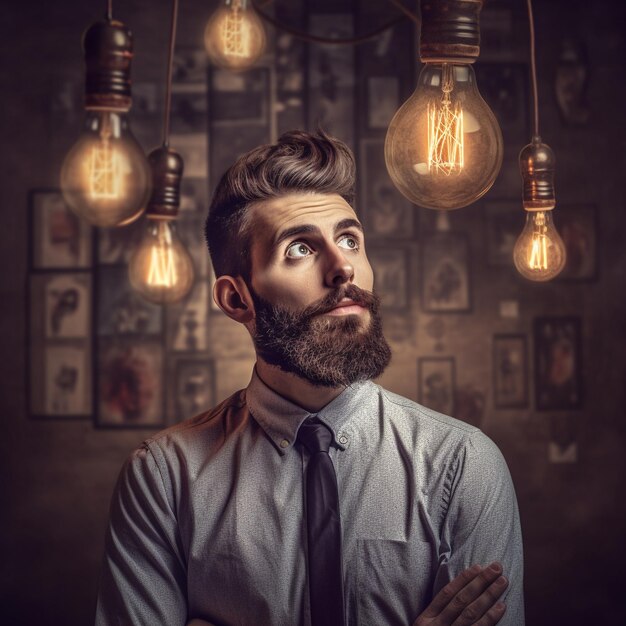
[519, 137, 556, 211]
[145, 147, 185, 219]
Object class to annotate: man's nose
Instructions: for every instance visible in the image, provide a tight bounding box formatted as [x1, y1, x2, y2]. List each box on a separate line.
[324, 247, 355, 288]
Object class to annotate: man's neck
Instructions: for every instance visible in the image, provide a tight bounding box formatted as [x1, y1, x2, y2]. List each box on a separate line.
[255, 359, 346, 413]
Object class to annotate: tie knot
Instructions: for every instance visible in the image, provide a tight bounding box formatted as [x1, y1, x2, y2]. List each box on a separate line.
[297, 418, 333, 454]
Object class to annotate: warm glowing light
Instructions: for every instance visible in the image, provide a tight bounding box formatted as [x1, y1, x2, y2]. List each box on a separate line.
[204, 0, 266, 71]
[427, 67, 464, 176]
[513, 210, 567, 281]
[129, 218, 194, 304]
[385, 63, 503, 210]
[61, 111, 150, 227]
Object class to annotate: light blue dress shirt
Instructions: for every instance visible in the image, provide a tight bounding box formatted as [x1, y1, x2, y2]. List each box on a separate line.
[96, 369, 525, 625]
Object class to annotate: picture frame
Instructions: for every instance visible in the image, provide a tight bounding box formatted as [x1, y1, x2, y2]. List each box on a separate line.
[30, 189, 93, 270]
[170, 82, 208, 134]
[172, 47, 208, 84]
[366, 76, 400, 130]
[367, 245, 411, 312]
[359, 139, 416, 240]
[173, 358, 216, 422]
[548, 415, 578, 463]
[166, 281, 210, 352]
[493, 334, 528, 409]
[421, 233, 471, 313]
[418, 357, 456, 416]
[97, 265, 162, 336]
[483, 200, 524, 267]
[96, 337, 165, 428]
[210, 66, 270, 125]
[534, 316, 583, 411]
[555, 204, 598, 281]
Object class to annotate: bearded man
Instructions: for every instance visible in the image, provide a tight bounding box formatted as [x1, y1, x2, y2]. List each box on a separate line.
[95, 130, 524, 626]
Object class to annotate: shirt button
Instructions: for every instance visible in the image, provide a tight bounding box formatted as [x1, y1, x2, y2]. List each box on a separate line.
[338, 435, 348, 445]
[280, 439, 290, 449]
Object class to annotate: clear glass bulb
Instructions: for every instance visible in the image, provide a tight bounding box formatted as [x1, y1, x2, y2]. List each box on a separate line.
[385, 63, 503, 210]
[204, 0, 266, 71]
[513, 210, 567, 281]
[128, 218, 195, 304]
[61, 111, 151, 227]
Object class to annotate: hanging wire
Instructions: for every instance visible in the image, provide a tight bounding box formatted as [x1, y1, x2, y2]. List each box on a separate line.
[526, 0, 540, 137]
[250, 0, 420, 46]
[106, 0, 112, 21]
[162, 0, 179, 147]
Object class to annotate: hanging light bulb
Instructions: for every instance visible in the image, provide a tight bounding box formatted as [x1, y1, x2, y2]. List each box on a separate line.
[204, 0, 266, 71]
[385, 0, 503, 210]
[129, 148, 194, 304]
[61, 15, 151, 227]
[513, 138, 566, 281]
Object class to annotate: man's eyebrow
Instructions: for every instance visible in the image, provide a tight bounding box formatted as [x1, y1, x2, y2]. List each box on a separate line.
[273, 218, 364, 250]
[335, 218, 363, 233]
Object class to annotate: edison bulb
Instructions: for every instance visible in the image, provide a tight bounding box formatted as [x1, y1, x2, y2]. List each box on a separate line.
[204, 0, 266, 71]
[513, 210, 566, 281]
[129, 218, 194, 304]
[385, 63, 503, 210]
[61, 111, 151, 227]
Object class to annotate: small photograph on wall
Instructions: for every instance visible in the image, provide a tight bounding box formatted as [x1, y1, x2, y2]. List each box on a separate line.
[367, 246, 410, 312]
[555, 204, 597, 281]
[174, 359, 215, 422]
[421, 234, 471, 312]
[97, 265, 162, 336]
[210, 67, 270, 124]
[170, 83, 208, 134]
[34, 344, 91, 418]
[493, 334, 528, 409]
[97, 218, 145, 265]
[30, 189, 92, 270]
[534, 316, 583, 411]
[548, 415, 578, 463]
[97, 338, 164, 428]
[44, 273, 91, 339]
[167, 281, 209, 352]
[359, 139, 416, 240]
[366, 76, 399, 130]
[172, 47, 207, 84]
[483, 200, 523, 267]
[418, 357, 456, 416]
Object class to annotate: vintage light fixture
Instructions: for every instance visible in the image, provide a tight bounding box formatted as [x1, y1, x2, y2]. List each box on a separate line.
[60, 1, 151, 228]
[384, 0, 503, 210]
[204, 0, 267, 71]
[513, 0, 566, 281]
[128, 0, 194, 304]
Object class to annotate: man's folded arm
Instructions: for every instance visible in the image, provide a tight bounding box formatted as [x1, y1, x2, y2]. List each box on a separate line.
[432, 430, 525, 626]
[95, 445, 188, 626]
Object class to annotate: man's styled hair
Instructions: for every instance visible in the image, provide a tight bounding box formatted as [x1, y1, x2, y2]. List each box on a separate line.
[205, 129, 356, 279]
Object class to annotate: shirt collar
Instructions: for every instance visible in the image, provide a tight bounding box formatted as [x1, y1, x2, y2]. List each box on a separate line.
[245, 367, 376, 455]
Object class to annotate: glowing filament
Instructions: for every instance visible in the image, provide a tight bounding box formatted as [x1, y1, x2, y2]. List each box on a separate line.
[89, 141, 123, 199]
[147, 245, 178, 287]
[221, 5, 251, 58]
[528, 212, 549, 270]
[428, 65, 464, 175]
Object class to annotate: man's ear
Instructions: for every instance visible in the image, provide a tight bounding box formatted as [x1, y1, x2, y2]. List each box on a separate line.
[213, 275, 254, 324]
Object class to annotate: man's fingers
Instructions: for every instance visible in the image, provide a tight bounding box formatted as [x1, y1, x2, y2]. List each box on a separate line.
[450, 572, 509, 626]
[418, 563, 483, 618]
[471, 601, 507, 626]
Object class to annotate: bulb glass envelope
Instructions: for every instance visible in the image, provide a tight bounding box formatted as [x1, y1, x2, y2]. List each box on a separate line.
[385, 63, 503, 210]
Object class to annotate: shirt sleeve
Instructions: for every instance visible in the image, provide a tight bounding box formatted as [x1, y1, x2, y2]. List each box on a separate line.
[432, 430, 525, 626]
[95, 444, 188, 626]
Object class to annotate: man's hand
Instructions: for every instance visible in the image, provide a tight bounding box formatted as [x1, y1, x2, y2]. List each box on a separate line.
[413, 562, 509, 626]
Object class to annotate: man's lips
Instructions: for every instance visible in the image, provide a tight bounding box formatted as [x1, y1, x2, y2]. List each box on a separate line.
[323, 299, 367, 316]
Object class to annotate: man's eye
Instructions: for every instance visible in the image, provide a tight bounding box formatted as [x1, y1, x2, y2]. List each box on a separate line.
[286, 242, 312, 258]
[338, 235, 360, 251]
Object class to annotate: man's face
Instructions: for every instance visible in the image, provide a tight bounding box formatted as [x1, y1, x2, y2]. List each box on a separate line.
[244, 192, 391, 387]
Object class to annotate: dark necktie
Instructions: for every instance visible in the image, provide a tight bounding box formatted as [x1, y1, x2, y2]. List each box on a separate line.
[297, 418, 345, 626]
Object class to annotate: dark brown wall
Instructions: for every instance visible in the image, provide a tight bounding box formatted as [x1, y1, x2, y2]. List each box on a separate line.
[1, 1, 625, 624]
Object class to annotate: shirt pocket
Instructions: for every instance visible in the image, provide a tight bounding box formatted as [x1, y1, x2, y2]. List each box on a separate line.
[356, 538, 435, 626]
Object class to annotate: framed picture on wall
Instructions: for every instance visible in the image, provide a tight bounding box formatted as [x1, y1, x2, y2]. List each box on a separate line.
[534, 316, 583, 411]
[96, 338, 165, 428]
[548, 415, 578, 463]
[493, 334, 528, 408]
[166, 281, 210, 352]
[366, 76, 400, 130]
[483, 200, 523, 267]
[210, 66, 270, 124]
[174, 358, 216, 422]
[555, 204, 598, 281]
[30, 189, 93, 270]
[170, 83, 208, 134]
[172, 47, 207, 84]
[418, 357, 456, 416]
[421, 233, 471, 313]
[367, 246, 411, 312]
[359, 139, 416, 240]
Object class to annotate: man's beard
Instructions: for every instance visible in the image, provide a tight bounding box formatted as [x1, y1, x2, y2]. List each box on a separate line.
[250, 283, 392, 388]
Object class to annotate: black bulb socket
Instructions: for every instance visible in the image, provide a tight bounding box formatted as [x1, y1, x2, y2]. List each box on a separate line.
[145, 147, 185, 219]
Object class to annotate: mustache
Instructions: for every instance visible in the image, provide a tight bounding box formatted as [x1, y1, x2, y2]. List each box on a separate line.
[301, 284, 379, 318]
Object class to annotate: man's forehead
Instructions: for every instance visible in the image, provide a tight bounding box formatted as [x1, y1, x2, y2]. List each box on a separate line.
[248, 192, 359, 239]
